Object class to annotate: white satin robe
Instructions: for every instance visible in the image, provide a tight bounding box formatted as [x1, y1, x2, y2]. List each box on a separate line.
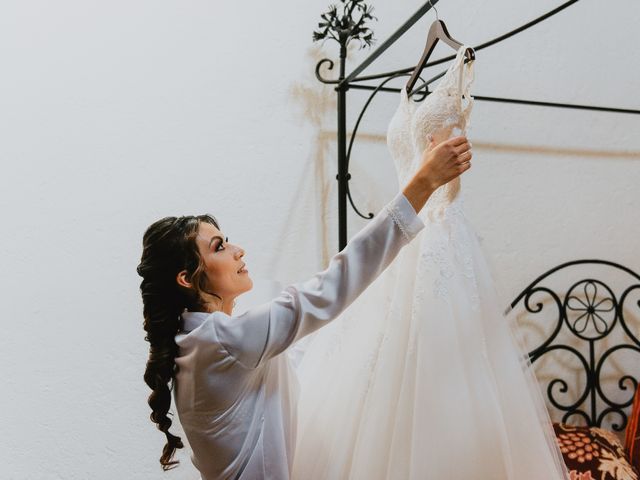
[173, 190, 425, 480]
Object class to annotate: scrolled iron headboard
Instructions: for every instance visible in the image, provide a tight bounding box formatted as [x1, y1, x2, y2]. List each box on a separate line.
[508, 259, 640, 432]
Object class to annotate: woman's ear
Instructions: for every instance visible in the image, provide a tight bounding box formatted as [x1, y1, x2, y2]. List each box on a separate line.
[176, 270, 193, 289]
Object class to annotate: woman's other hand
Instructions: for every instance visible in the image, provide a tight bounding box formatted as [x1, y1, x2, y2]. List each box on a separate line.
[401, 135, 473, 215]
[417, 135, 472, 191]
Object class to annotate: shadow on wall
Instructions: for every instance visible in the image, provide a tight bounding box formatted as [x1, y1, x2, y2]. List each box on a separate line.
[261, 44, 340, 286]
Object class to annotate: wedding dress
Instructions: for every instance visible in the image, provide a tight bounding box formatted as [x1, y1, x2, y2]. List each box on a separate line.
[291, 45, 570, 479]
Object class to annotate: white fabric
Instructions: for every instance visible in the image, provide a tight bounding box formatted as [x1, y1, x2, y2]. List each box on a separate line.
[292, 45, 571, 479]
[172, 190, 425, 480]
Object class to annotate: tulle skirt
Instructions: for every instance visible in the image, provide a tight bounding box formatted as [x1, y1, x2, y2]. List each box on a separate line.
[291, 204, 569, 479]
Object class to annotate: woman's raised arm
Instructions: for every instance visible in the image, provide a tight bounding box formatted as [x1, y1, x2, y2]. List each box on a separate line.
[212, 189, 425, 369]
[211, 134, 472, 369]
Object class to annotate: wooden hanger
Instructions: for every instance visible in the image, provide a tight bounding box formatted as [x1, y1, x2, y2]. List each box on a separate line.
[405, 19, 475, 97]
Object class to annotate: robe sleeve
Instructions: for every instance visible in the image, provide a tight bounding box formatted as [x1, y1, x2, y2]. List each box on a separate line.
[213, 190, 425, 369]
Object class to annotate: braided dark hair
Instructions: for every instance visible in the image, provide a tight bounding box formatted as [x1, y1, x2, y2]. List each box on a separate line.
[136, 214, 221, 471]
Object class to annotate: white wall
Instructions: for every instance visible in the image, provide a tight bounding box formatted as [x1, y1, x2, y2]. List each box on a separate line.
[1, 0, 639, 478]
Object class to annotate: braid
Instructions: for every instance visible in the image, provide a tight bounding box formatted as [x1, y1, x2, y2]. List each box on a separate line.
[137, 214, 219, 471]
[141, 280, 184, 470]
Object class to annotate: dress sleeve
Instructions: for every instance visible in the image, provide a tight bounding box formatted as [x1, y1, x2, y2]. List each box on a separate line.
[213, 190, 425, 369]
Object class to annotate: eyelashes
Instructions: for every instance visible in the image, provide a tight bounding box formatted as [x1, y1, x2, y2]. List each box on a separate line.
[216, 236, 229, 252]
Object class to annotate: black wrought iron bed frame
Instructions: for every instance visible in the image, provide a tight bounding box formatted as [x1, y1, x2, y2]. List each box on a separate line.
[507, 259, 640, 432]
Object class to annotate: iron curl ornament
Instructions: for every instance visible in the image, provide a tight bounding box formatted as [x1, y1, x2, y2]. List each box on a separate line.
[313, 0, 377, 51]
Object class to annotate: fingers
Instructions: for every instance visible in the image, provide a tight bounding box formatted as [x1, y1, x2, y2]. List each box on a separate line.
[453, 141, 471, 155]
[424, 133, 473, 180]
[438, 135, 471, 155]
[444, 135, 468, 147]
[456, 150, 473, 164]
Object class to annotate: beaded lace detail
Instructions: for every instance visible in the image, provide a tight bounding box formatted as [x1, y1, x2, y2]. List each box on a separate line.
[385, 200, 412, 242]
[387, 45, 478, 304]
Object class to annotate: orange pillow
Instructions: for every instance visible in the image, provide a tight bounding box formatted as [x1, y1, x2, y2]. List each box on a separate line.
[626, 383, 640, 472]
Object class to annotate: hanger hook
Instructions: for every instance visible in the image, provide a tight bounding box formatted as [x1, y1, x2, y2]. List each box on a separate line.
[428, 0, 439, 21]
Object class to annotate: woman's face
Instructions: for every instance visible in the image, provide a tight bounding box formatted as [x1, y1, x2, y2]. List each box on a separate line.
[179, 221, 253, 311]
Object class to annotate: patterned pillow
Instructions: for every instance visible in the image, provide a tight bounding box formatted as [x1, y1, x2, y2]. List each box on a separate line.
[625, 384, 640, 472]
[553, 423, 639, 480]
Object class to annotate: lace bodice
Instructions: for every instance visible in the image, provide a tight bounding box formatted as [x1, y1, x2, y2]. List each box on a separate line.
[387, 45, 475, 222]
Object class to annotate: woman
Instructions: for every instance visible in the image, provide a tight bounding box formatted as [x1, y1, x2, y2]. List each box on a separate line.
[136, 134, 473, 480]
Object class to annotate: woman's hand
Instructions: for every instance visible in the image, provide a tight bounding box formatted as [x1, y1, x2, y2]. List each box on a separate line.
[401, 135, 473, 215]
[417, 135, 472, 191]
